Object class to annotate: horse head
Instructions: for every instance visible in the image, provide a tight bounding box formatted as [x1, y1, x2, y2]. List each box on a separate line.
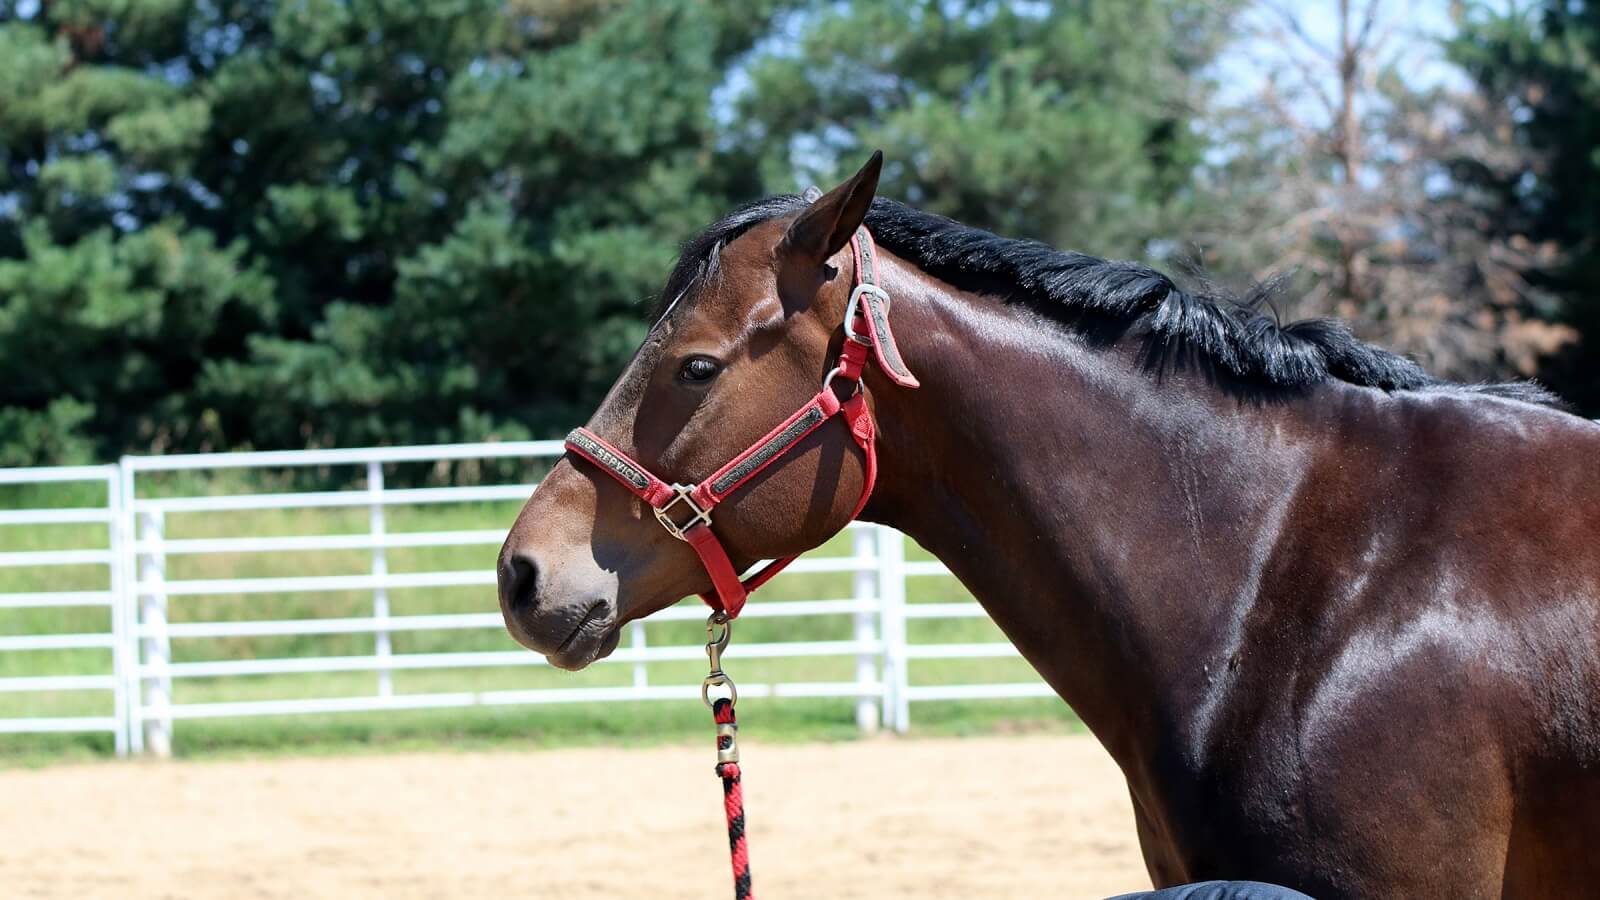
[497, 153, 898, 669]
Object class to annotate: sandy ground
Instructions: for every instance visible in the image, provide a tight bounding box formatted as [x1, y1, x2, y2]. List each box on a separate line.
[0, 734, 1151, 899]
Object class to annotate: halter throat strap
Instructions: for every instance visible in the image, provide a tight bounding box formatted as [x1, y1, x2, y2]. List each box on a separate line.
[563, 226, 916, 618]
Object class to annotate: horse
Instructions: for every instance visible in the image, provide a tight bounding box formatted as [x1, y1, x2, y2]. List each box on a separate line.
[497, 152, 1600, 898]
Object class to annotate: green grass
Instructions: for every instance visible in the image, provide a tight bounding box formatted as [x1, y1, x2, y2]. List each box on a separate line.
[0, 475, 1080, 765]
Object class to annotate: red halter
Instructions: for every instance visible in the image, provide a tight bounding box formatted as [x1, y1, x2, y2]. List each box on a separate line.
[563, 226, 918, 620]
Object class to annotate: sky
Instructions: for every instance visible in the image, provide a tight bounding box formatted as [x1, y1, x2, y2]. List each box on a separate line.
[1216, 0, 1484, 122]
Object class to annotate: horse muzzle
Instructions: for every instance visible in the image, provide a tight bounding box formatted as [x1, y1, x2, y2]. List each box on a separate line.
[496, 547, 622, 670]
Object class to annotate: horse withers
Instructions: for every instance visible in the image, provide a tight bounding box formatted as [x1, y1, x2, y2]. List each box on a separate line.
[499, 152, 1600, 898]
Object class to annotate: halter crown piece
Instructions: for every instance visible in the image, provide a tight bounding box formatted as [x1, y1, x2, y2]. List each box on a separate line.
[563, 226, 919, 620]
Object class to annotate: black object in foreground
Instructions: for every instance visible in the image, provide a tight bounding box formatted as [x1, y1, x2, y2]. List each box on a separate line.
[1108, 881, 1316, 900]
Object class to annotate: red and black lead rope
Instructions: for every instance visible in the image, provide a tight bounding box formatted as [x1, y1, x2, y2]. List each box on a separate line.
[713, 699, 752, 899]
[704, 613, 752, 899]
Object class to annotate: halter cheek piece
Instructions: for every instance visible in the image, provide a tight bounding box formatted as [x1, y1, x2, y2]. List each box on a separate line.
[564, 226, 919, 620]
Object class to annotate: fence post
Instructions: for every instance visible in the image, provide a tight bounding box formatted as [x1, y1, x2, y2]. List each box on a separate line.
[368, 461, 393, 698]
[852, 524, 881, 733]
[878, 525, 910, 733]
[106, 467, 129, 756]
[137, 508, 173, 756]
[120, 461, 143, 755]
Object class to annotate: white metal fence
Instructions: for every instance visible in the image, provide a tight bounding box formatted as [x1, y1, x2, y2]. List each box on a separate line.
[0, 442, 1050, 756]
[0, 464, 127, 752]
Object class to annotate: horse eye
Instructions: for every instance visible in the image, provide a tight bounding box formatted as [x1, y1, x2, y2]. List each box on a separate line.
[678, 356, 721, 383]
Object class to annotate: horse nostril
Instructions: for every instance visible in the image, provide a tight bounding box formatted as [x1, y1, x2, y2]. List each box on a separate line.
[498, 553, 540, 615]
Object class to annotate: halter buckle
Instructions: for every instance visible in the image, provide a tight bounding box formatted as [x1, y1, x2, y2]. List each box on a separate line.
[844, 283, 890, 345]
[653, 483, 712, 540]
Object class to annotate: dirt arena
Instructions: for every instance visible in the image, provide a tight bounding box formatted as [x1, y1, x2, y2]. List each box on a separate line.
[1, 734, 1151, 899]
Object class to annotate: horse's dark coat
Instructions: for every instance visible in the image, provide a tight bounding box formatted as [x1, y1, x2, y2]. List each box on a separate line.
[503, 155, 1600, 899]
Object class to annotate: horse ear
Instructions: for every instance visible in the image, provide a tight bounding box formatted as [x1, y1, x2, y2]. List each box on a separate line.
[782, 151, 883, 266]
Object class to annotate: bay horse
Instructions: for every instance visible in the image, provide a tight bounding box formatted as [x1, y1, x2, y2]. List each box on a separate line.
[498, 152, 1600, 898]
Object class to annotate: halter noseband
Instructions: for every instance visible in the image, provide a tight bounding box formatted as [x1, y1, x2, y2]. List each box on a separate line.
[563, 226, 919, 619]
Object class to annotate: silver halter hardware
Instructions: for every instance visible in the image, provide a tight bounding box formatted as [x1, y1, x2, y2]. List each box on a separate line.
[844, 282, 890, 345]
[653, 483, 712, 541]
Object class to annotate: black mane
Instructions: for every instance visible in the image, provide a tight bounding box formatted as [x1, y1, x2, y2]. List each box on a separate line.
[657, 195, 1563, 409]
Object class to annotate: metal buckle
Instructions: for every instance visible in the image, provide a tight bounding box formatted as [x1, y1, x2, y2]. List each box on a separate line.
[844, 283, 889, 345]
[653, 483, 711, 540]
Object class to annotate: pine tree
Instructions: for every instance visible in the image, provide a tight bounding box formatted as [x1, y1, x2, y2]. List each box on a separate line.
[0, 0, 786, 462]
[0, 0, 1241, 464]
[735, 0, 1238, 259]
[1451, 1, 1600, 413]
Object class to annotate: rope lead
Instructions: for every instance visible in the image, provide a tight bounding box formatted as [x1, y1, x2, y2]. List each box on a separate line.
[704, 613, 752, 899]
[713, 699, 752, 899]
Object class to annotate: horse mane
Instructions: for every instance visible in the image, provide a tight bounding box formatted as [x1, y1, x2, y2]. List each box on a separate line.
[656, 194, 1565, 409]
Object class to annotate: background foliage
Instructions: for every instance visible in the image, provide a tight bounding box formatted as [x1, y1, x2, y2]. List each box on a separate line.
[0, 0, 1594, 468]
[1451, 0, 1600, 411]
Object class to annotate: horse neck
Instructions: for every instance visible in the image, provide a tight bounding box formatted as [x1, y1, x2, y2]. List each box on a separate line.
[860, 259, 1324, 765]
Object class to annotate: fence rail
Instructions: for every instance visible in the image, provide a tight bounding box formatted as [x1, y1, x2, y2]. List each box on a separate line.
[0, 442, 1043, 756]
